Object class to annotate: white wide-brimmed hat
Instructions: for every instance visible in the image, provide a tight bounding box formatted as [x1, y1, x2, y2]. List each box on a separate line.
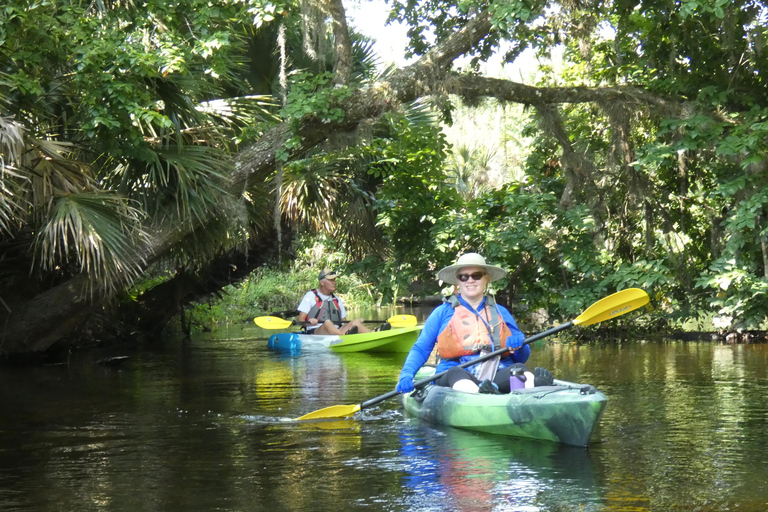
[437, 253, 507, 285]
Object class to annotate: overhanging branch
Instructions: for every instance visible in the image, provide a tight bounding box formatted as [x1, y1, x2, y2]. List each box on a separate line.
[446, 75, 683, 112]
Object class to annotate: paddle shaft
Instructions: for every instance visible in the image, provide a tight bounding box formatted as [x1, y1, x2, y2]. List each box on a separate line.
[360, 320, 574, 410]
[269, 309, 299, 318]
[266, 311, 362, 324]
[267, 312, 399, 323]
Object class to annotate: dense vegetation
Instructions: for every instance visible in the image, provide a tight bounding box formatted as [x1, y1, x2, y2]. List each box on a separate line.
[1, 0, 767, 356]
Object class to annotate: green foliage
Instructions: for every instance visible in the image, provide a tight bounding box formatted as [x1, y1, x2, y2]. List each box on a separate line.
[427, 183, 604, 319]
[391, 0, 547, 64]
[446, 144, 496, 201]
[276, 72, 352, 161]
[695, 260, 768, 330]
[281, 72, 351, 126]
[365, 110, 457, 299]
[183, 261, 380, 329]
[1, 0, 282, 298]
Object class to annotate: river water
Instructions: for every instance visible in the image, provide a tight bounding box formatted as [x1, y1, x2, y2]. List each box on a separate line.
[1, 310, 767, 511]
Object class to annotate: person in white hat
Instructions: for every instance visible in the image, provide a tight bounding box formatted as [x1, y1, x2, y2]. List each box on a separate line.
[296, 268, 376, 335]
[396, 253, 552, 395]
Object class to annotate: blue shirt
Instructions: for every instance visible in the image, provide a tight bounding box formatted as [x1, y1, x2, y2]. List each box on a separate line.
[399, 295, 530, 381]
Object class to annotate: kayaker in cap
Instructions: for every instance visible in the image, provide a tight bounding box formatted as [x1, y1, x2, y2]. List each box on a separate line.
[296, 268, 379, 335]
[396, 252, 553, 395]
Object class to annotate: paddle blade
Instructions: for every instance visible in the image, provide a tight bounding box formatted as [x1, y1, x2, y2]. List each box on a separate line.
[387, 314, 418, 328]
[573, 288, 650, 326]
[296, 404, 361, 421]
[253, 316, 295, 329]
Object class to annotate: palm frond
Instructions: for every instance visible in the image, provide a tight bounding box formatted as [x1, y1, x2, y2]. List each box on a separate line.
[0, 116, 25, 163]
[197, 95, 280, 131]
[27, 139, 96, 202]
[161, 197, 251, 270]
[107, 142, 232, 228]
[243, 181, 276, 235]
[402, 98, 443, 126]
[334, 189, 385, 258]
[279, 159, 347, 232]
[158, 145, 232, 219]
[446, 143, 497, 200]
[33, 192, 148, 295]
[350, 35, 383, 82]
[0, 116, 29, 232]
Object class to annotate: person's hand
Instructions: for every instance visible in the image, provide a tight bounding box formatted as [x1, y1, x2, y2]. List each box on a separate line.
[307, 318, 318, 326]
[507, 335, 524, 350]
[396, 374, 415, 394]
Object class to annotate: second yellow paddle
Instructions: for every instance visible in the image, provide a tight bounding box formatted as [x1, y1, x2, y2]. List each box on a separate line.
[253, 314, 418, 330]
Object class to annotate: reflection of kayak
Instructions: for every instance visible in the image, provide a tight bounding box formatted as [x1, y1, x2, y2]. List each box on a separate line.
[267, 326, 422, 353]
[398, 367, 608, 447]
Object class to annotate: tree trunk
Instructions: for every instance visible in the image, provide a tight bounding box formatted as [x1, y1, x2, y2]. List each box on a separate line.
[327, 0, 352, 85]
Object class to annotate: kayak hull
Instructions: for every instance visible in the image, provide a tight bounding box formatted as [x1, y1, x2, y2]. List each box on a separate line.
[398, 369, 607, 447]
[267, 326, 421, 354]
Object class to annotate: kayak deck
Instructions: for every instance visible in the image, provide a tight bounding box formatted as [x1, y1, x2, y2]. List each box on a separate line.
[398, 369, 607, 447]
[267, 326, 421, 354]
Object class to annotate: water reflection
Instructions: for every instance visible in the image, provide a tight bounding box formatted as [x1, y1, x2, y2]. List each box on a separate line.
[397, 423, 600, 511]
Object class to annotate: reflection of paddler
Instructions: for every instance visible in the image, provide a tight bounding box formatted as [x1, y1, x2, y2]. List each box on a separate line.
[439, 448, 497, 512]
[297, 353, 349, 402]
[446, 429, 600, 510]
[399, 424, 599, 510]
[256, 353, 348, 408]
[398, 425, 494, 511]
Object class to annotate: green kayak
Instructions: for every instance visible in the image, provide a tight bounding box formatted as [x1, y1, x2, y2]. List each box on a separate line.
[267, 326, 421, 353]
[398, 367, 608, 447]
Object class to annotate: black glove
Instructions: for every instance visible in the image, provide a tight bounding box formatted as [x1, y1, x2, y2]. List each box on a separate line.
[533, 367, 554, 387]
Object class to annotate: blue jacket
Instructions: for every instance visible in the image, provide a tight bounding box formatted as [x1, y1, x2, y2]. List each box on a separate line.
[399, 295, 530, 382]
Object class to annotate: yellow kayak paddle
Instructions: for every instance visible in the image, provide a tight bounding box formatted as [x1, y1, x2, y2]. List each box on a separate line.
[295, 288, 650, 421]
[253, 314, 418, 330]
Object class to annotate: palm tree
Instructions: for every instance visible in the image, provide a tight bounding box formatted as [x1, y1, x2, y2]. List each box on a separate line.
[446, 144, 497, 201]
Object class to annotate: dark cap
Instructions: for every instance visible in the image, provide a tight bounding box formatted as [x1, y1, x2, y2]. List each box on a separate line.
[318, 269, 339, 280]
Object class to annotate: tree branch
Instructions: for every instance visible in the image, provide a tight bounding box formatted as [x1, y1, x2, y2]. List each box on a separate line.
[446, 75, 682, 112]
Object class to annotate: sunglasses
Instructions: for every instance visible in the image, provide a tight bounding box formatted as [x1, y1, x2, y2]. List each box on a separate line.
[457, 272, 486, 282]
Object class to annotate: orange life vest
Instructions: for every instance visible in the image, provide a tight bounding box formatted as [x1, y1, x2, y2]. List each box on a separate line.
[436, 294, 512, 360]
